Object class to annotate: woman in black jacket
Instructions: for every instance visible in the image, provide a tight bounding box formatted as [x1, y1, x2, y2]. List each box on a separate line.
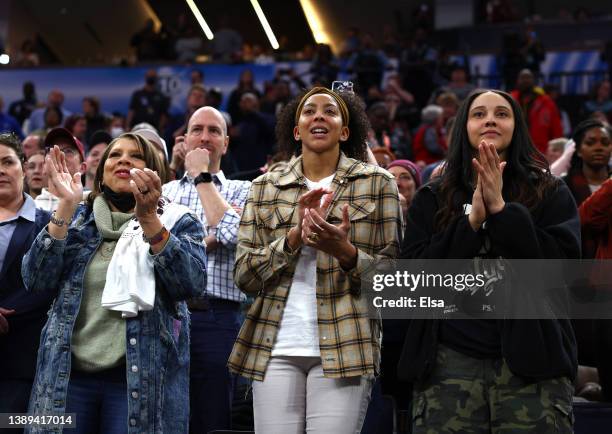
[399, 89, 580, 433]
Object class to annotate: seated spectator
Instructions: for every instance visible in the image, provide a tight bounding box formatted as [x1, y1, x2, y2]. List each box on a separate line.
[367, 102, 411, 159]
[387, 158, 421, 231]
[110, 112, 127, 138]
[435, 92, 460, 124]
[347, 34, 388, 95]
[175, 25, 203, 62]
[24, 151, 47, 199]
[8, 81, 37, 127]
[421, 116, 456, 184]
[131, 124, 171, 183]
[130, 18, 160, 61]
[210, 15, 243, 62]
[430, 65, 475, 103]
[520, 26, 545, 74]
[83, 130, 112, 191]
[227, 69, 262, 126]
[167, 84, 207, 141]
[35, 127, 86, 212]
[21, 134, 44, 159]
[229, 93, 275, 173]
[563, 119, 611, 255]
[510, 69, 563, 154]
[340, 27, 361, 58]
[399, 28, 438, 107]
[13, 39, 39, 67]
[82, 96, 109, 146]
[584, 80, 612, 123]
[252, 45, 275, 64]
[26, 89, 71, 134]
[0, 97, 24, 139]
[126, 69, 169, 131]
[190, 69, 204, 86]
[371, 147, 396, 168]
[412, 104, 447, 166]
[310, 43, 339, 88]
[39, 107, 63, 133]
[544, 83, 572, 137]
[0, 133, 52, 419]
[64, 114, 87, 146]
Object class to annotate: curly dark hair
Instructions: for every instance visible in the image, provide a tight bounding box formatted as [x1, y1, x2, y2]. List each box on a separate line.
[435, 89, 557, 231]
[275, 89, 370, 162]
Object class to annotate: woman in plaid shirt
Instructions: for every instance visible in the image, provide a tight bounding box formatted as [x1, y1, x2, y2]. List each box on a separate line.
[228, 87, 401, 433]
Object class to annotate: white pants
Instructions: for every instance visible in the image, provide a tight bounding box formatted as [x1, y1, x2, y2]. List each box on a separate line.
[252, 356, 373, 434]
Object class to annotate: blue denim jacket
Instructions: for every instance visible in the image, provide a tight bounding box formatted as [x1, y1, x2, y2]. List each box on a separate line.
[21, 204, 207, 433]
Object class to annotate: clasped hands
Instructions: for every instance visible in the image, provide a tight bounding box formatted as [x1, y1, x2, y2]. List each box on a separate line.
[286, 187, 357, 269]
[469, 141, 506, 231]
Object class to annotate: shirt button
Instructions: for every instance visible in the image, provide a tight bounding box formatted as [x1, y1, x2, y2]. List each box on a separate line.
[322, 336, 327, 340]
[130, 418, 136, 426]
[43, 238, 52, 248]
[130, 338, 137, 346]
[131, 391, 139, 399]
[131, 365, 138, 373]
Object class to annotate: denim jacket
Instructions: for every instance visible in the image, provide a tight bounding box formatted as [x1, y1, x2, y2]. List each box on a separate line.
[21, 204, 207, 433]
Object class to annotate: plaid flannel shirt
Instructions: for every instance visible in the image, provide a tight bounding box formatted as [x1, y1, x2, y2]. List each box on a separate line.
[163, 171, 250, 302]
[228, 153, 401, 380]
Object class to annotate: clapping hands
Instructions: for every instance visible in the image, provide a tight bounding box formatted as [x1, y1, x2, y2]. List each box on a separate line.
[469, 141, 506, 230]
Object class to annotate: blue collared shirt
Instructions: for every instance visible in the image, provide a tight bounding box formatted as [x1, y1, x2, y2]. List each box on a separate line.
[0, 194, 36, 272]
[163, 170, 251, 302]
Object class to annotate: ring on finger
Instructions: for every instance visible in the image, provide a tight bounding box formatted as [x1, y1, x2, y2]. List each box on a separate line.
[139, 188, 150, 194]
[307, 233, 320, 242]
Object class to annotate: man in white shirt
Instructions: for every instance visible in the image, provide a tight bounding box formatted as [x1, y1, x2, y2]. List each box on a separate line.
[35, 127, 86, 212]
[162, 106, 251, 433]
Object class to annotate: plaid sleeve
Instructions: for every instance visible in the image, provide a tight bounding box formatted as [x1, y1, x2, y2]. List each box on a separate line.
[233, 179, 296, 296]
[347, 174, 402, 282]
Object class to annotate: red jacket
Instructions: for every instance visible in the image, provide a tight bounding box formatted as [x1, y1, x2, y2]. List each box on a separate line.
[579, 178, 612, 259]
[412, 124, 447, 165]
[511, 90, 563, 154]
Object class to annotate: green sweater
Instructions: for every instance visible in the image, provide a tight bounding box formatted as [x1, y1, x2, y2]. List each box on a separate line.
[71, 196, 134, 372]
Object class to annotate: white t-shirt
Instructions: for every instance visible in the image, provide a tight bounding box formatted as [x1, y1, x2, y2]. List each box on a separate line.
[271, 173, 335, 357]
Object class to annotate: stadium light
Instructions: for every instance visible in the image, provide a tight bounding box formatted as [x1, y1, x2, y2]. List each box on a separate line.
[0, 54, 9, 65]
[185, 0, 214, 40]
[250, 0, 279, 50]
[299, 0, 332, 45]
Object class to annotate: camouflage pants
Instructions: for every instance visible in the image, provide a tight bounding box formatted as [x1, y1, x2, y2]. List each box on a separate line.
[412, 345, 574, 433]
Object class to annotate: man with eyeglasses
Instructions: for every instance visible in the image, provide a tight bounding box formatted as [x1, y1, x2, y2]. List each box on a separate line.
[34, 127, 86, 212]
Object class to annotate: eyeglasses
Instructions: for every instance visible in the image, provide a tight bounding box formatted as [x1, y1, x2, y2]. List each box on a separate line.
[45, 147, 79, 158]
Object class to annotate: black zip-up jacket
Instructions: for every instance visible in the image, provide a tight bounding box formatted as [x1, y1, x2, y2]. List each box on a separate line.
[398, 179, 581, 382]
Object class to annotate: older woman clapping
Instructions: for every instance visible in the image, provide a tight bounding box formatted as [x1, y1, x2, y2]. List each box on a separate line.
[22, 133, 206, 434]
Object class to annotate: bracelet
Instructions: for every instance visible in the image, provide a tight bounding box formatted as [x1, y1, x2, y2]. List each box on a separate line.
[50, 211, 71, 227]
[143, 226, 169, 246]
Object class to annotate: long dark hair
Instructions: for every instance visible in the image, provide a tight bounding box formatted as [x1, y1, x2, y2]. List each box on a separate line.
[567, 118, 610, 175]
[435, 89, 556, 230]
[276, 89, 369, 162]
[86, 133, 165, 208]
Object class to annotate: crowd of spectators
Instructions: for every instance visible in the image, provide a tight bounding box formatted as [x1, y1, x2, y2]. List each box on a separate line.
[0, 19, 611, 429]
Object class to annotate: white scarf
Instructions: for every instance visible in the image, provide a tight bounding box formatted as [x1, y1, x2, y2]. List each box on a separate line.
[101, 198, 193, 317]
